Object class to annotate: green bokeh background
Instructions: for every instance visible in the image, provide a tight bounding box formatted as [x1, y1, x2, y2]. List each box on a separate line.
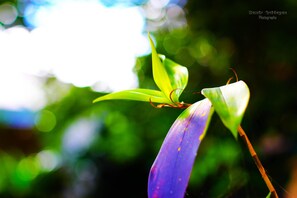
[1, 0, 297, 197]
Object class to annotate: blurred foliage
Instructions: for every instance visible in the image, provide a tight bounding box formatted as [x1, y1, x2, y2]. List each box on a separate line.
[1, 0, 297, 197]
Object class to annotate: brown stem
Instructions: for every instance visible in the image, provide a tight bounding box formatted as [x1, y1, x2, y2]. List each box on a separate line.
[238, 125, 278, 198]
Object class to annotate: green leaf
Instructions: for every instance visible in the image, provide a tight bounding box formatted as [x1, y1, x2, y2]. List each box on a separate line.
[266, 192, 271, 198]
[93, 34, 189, 106]
[201, 81, 250, 139]
[161, 56, 188, 102]
[149, 34, 174, 102]
[93, 89, 168, 104]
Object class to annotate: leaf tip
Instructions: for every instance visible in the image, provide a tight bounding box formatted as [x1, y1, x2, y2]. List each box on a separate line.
[92, 98, 101, 103]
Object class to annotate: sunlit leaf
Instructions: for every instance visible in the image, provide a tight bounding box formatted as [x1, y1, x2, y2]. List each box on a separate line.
[93, 89, 168, 104]
[149, 34, 174, 102]
[201, 81, 250, 139]
[161, 55, 188, 102]
[94, 35, 189, 106]
[148, 99, 214, 198]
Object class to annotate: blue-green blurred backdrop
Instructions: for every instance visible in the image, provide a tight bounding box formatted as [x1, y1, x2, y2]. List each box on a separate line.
[0, 0, 297, 197]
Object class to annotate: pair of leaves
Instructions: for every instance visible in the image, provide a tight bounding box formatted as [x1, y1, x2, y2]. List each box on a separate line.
[149, 34, 251, 135]
[94, 34, 250, 139]
[93, 34, 188, 106]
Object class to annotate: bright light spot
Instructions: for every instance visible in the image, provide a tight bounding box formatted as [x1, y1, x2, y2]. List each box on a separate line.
[26, 0, 150, 89]
[143, 0, 187, 31]
[166, 4, 187, 29]
[37, 150, 60, 172]
[0, 3, 18, 25]
[63, 118, 99, 156]
[0, 70, 46, 111]
[0, 0, 150, 110]
[16, 156, 40, 182]
[143, 1, 166, 20]
[35, 110, 56, 132]
[150, 0, 170, 9]
[200, 40, 212, 57]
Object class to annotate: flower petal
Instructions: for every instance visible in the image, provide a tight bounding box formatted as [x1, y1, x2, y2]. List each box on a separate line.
[148, 98, 213, 198]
